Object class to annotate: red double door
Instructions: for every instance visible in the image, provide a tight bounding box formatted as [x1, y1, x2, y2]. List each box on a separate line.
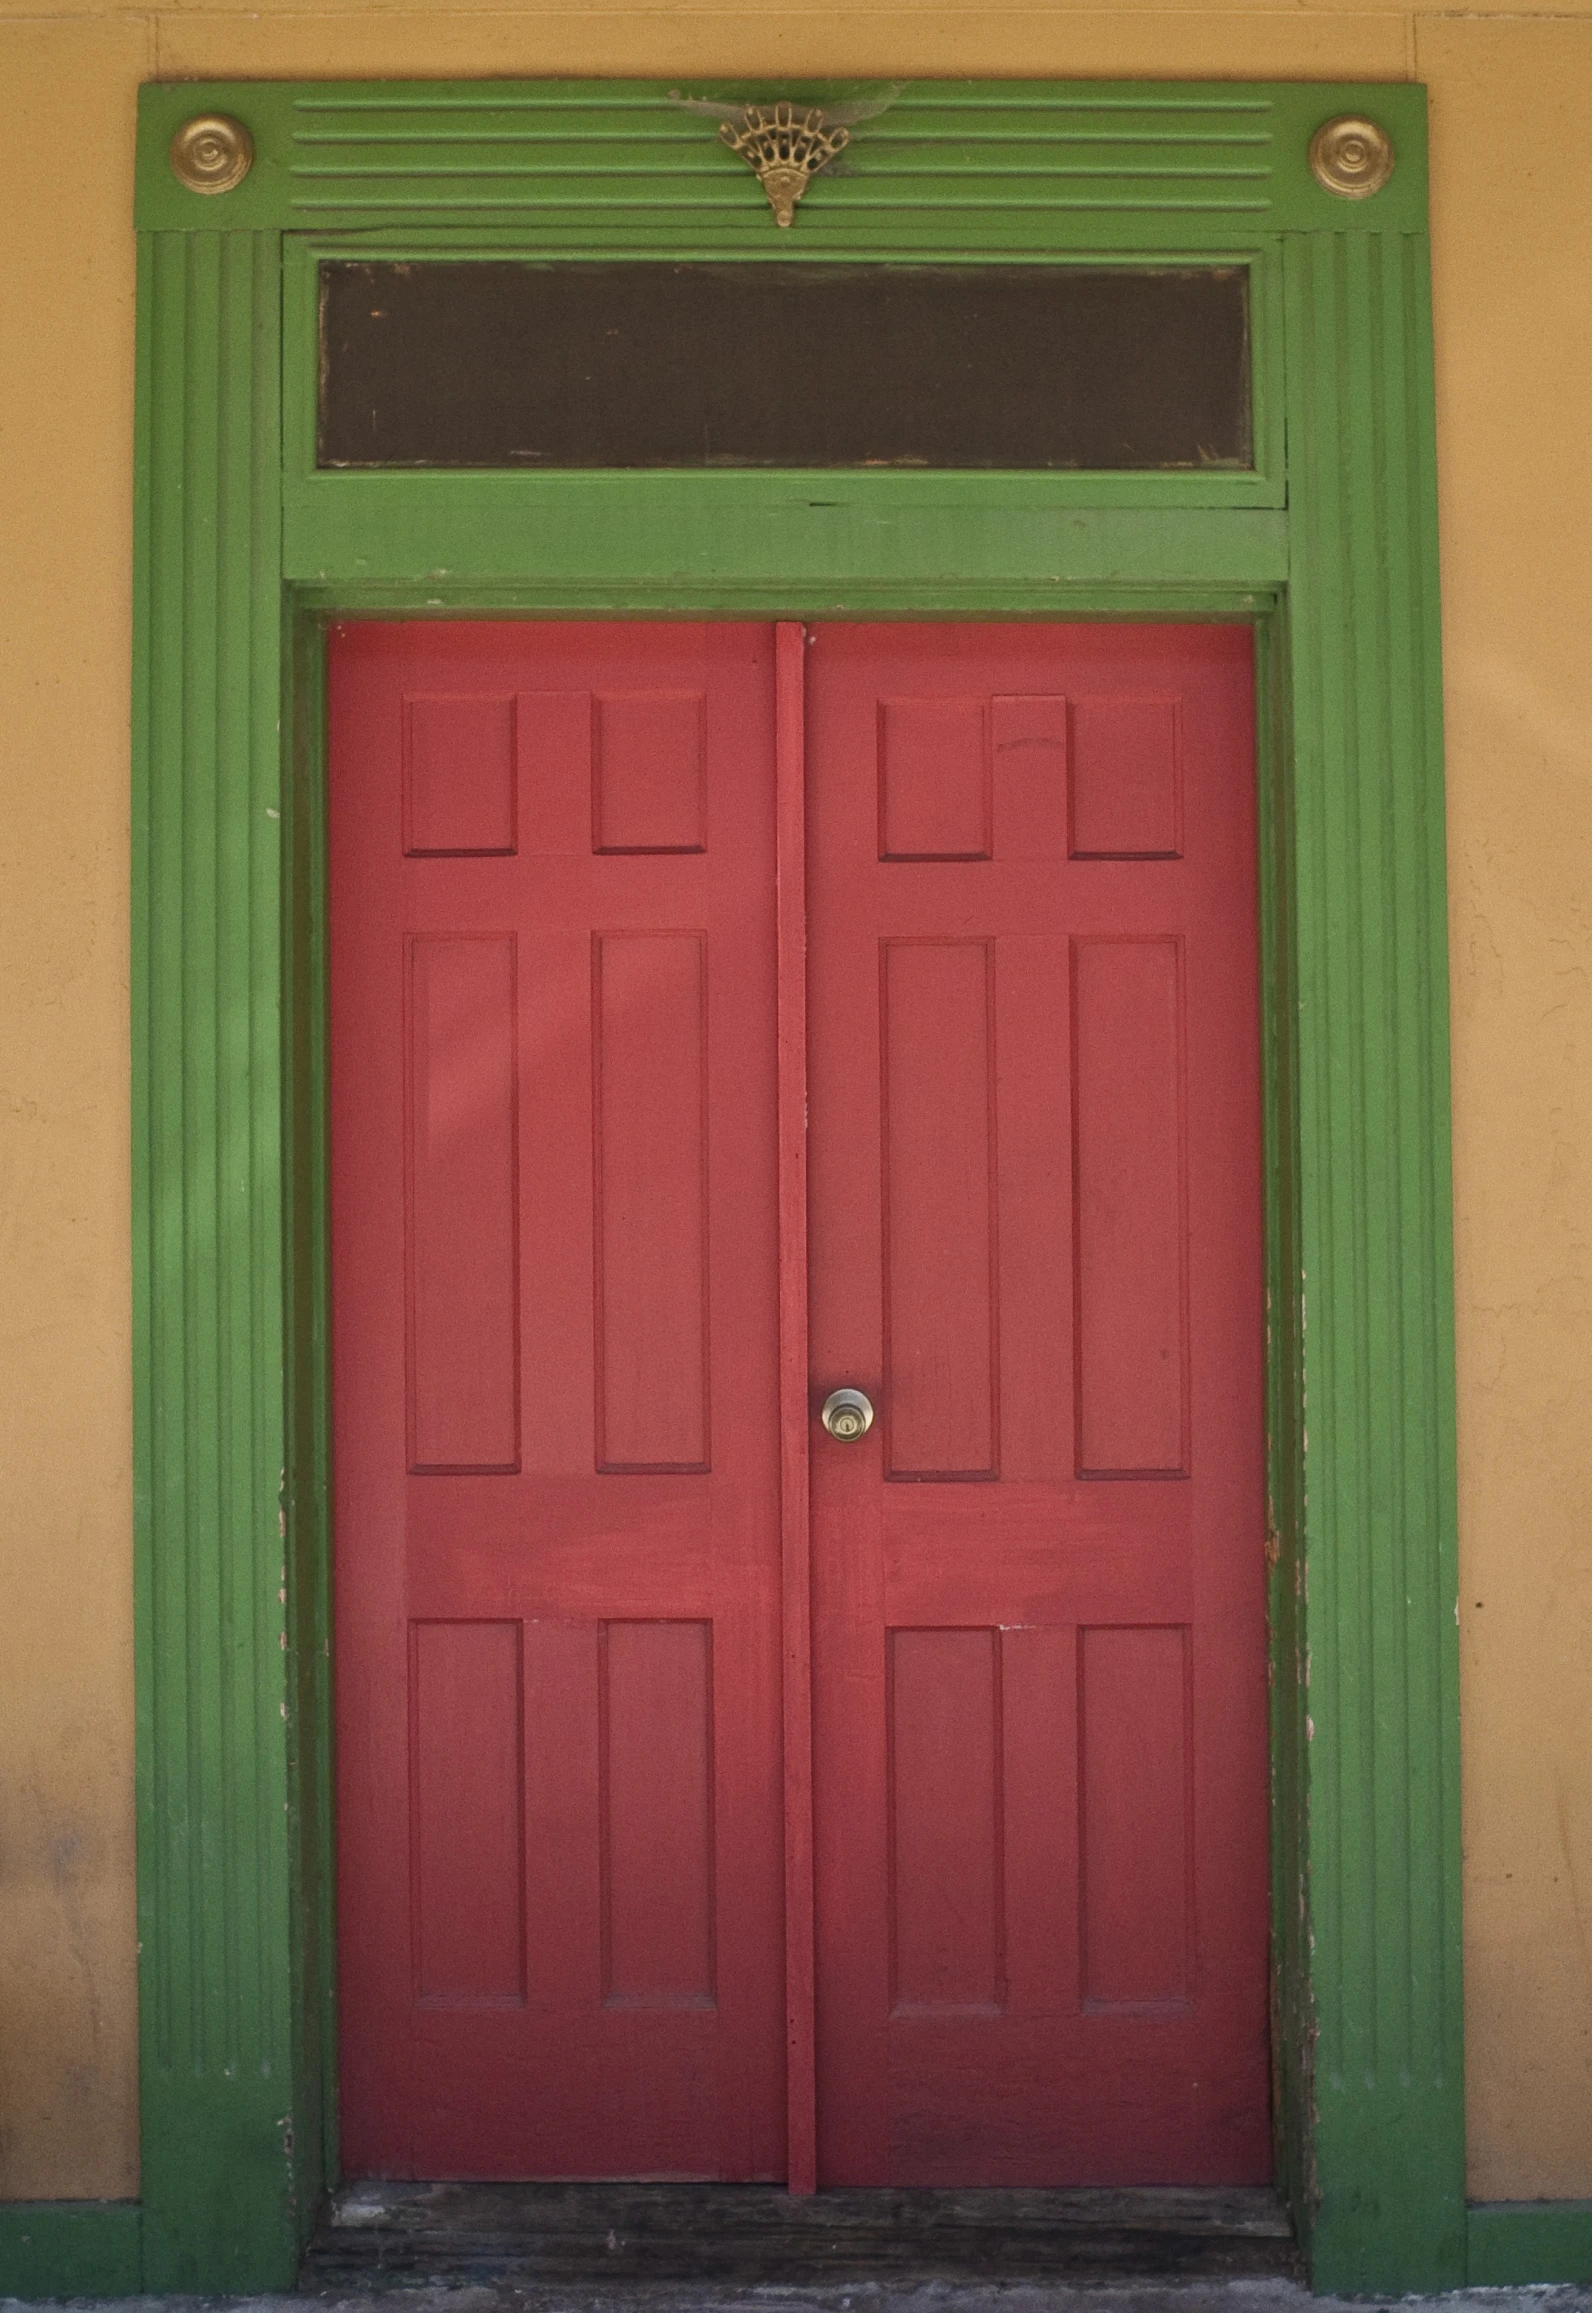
[330, 620, 1268, 2189]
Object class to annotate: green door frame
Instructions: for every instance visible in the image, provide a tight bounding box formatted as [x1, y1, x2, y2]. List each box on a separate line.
[124, 75, 1461, 2297]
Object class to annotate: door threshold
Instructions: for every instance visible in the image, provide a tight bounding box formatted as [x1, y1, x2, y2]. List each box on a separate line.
[302, 2181, 1300, 2288]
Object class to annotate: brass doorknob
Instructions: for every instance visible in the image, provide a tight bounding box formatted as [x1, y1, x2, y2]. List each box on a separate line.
[820, 1388, 874, 1442]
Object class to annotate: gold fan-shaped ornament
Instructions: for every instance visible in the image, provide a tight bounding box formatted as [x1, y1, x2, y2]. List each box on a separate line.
[719, 104, 850, 227]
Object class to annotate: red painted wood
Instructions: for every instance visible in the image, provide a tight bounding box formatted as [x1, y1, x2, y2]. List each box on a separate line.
[775, 623, 818, 2196]
[593, 931, 710, 1472]
[410, 1620, 526, 2005]
[333, 617, 1266, 2191]
[593, 690, 707, 855]
[888, 1628, 1005, 2011]
[877, 697, 992, 861]
[331, 622, 785, 2180]
[405, 934, 520, 1474]
[600, 1621, 716, 2004]
[1078, 1624, 1193, 2008]
[881, 940, 998, 1478]
[404, 693, 518, 857]
[1072, 934, 1189, 1476]
[807, 623, 1268, 2185]
[1069, 694, 1184, 859]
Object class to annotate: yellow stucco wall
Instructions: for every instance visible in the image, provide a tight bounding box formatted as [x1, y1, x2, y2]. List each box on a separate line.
[0, 0, 1588, 2210]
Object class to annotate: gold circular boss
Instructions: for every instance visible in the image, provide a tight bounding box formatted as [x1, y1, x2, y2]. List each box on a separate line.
[1308, 114, 1395, 200]
[170, 114, 254, 195]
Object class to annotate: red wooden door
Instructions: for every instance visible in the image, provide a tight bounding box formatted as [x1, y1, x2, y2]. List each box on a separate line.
[331, 617, 1267, 2188]
[806, 624, 1269, 2184]
[330, 622, 786, 2178]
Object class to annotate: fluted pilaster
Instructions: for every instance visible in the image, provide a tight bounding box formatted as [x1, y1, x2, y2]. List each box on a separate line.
[133, 226, 307, 2291]
[1283, 224, 1465, 2292]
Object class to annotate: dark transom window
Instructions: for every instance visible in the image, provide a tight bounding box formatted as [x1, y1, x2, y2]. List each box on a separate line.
[318, 260, 1251, 472]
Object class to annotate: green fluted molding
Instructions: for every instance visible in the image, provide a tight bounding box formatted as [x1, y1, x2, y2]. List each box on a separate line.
[133, 227, 315, 2291]
[1283, 226, 1465, 2290]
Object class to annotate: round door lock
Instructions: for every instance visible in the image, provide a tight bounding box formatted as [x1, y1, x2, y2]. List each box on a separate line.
[820, 1387, 874, 1441]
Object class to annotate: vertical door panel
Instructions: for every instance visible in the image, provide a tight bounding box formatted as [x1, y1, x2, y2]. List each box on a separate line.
[1068, 695, 1183, 859]
[406, 933, 520, 1474]
[881, 941, 998, 1480]
[593, 933, 710, 1472]
[332, 622, 783, 2181]
[404, 693, 519, 857]
[877, 698, 992, 861]
[593, 691, 707, 855]
[808, 623, 1268, 2185]
[1072, 933, 1189, 1478]
[1078, 1622, 1194, 2008]
[887, 1627, 1005, 2013]
[410, 1619, 527, 2006]
[600, 1620, 716, 2007]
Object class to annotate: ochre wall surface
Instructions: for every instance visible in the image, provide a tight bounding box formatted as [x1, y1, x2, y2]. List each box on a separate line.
[0, 0, 1588, 2210]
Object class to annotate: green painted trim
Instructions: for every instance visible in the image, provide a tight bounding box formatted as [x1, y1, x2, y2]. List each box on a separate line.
[133, 228, 318, 2294]
[285, 607, 340, 2199]
[1469, 2203, 1592, 2285]
[0, 2206, 142, 2298]
[293, 583, 1280, 620]
[285, 489, 1288, 594]
[136, 79, 1429, 242]
[1281, 224, 1464, 2293]
[131, 77, 1461, 2300]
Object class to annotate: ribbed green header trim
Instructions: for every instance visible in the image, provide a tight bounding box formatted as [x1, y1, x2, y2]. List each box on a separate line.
[137, 78, 1428, 241]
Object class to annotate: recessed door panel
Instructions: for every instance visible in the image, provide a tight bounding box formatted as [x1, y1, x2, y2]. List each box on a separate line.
[1072, 932, 1189, 1478]
[405, 932, 520, 1475]
[881, 940, 998, 1480]
[887, 1627, 1006, 2014]
[410, 1619, 526, 2007]
[599, 1619, 717, 2008]
[593, 932, 711, 1474]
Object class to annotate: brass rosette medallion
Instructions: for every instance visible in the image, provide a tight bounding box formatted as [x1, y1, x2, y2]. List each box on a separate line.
[170, 114, 255, 196]
[1308, 115, 1395, 200]
[720, 103, 849, 227]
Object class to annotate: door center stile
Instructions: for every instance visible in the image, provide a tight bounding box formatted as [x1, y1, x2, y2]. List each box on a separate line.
[774, 622, 819, 2195]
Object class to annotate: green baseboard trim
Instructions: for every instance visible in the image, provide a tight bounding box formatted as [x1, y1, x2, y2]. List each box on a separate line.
[0, 2203, 141, 2298]
[1469, 2201, 1592, 2285]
